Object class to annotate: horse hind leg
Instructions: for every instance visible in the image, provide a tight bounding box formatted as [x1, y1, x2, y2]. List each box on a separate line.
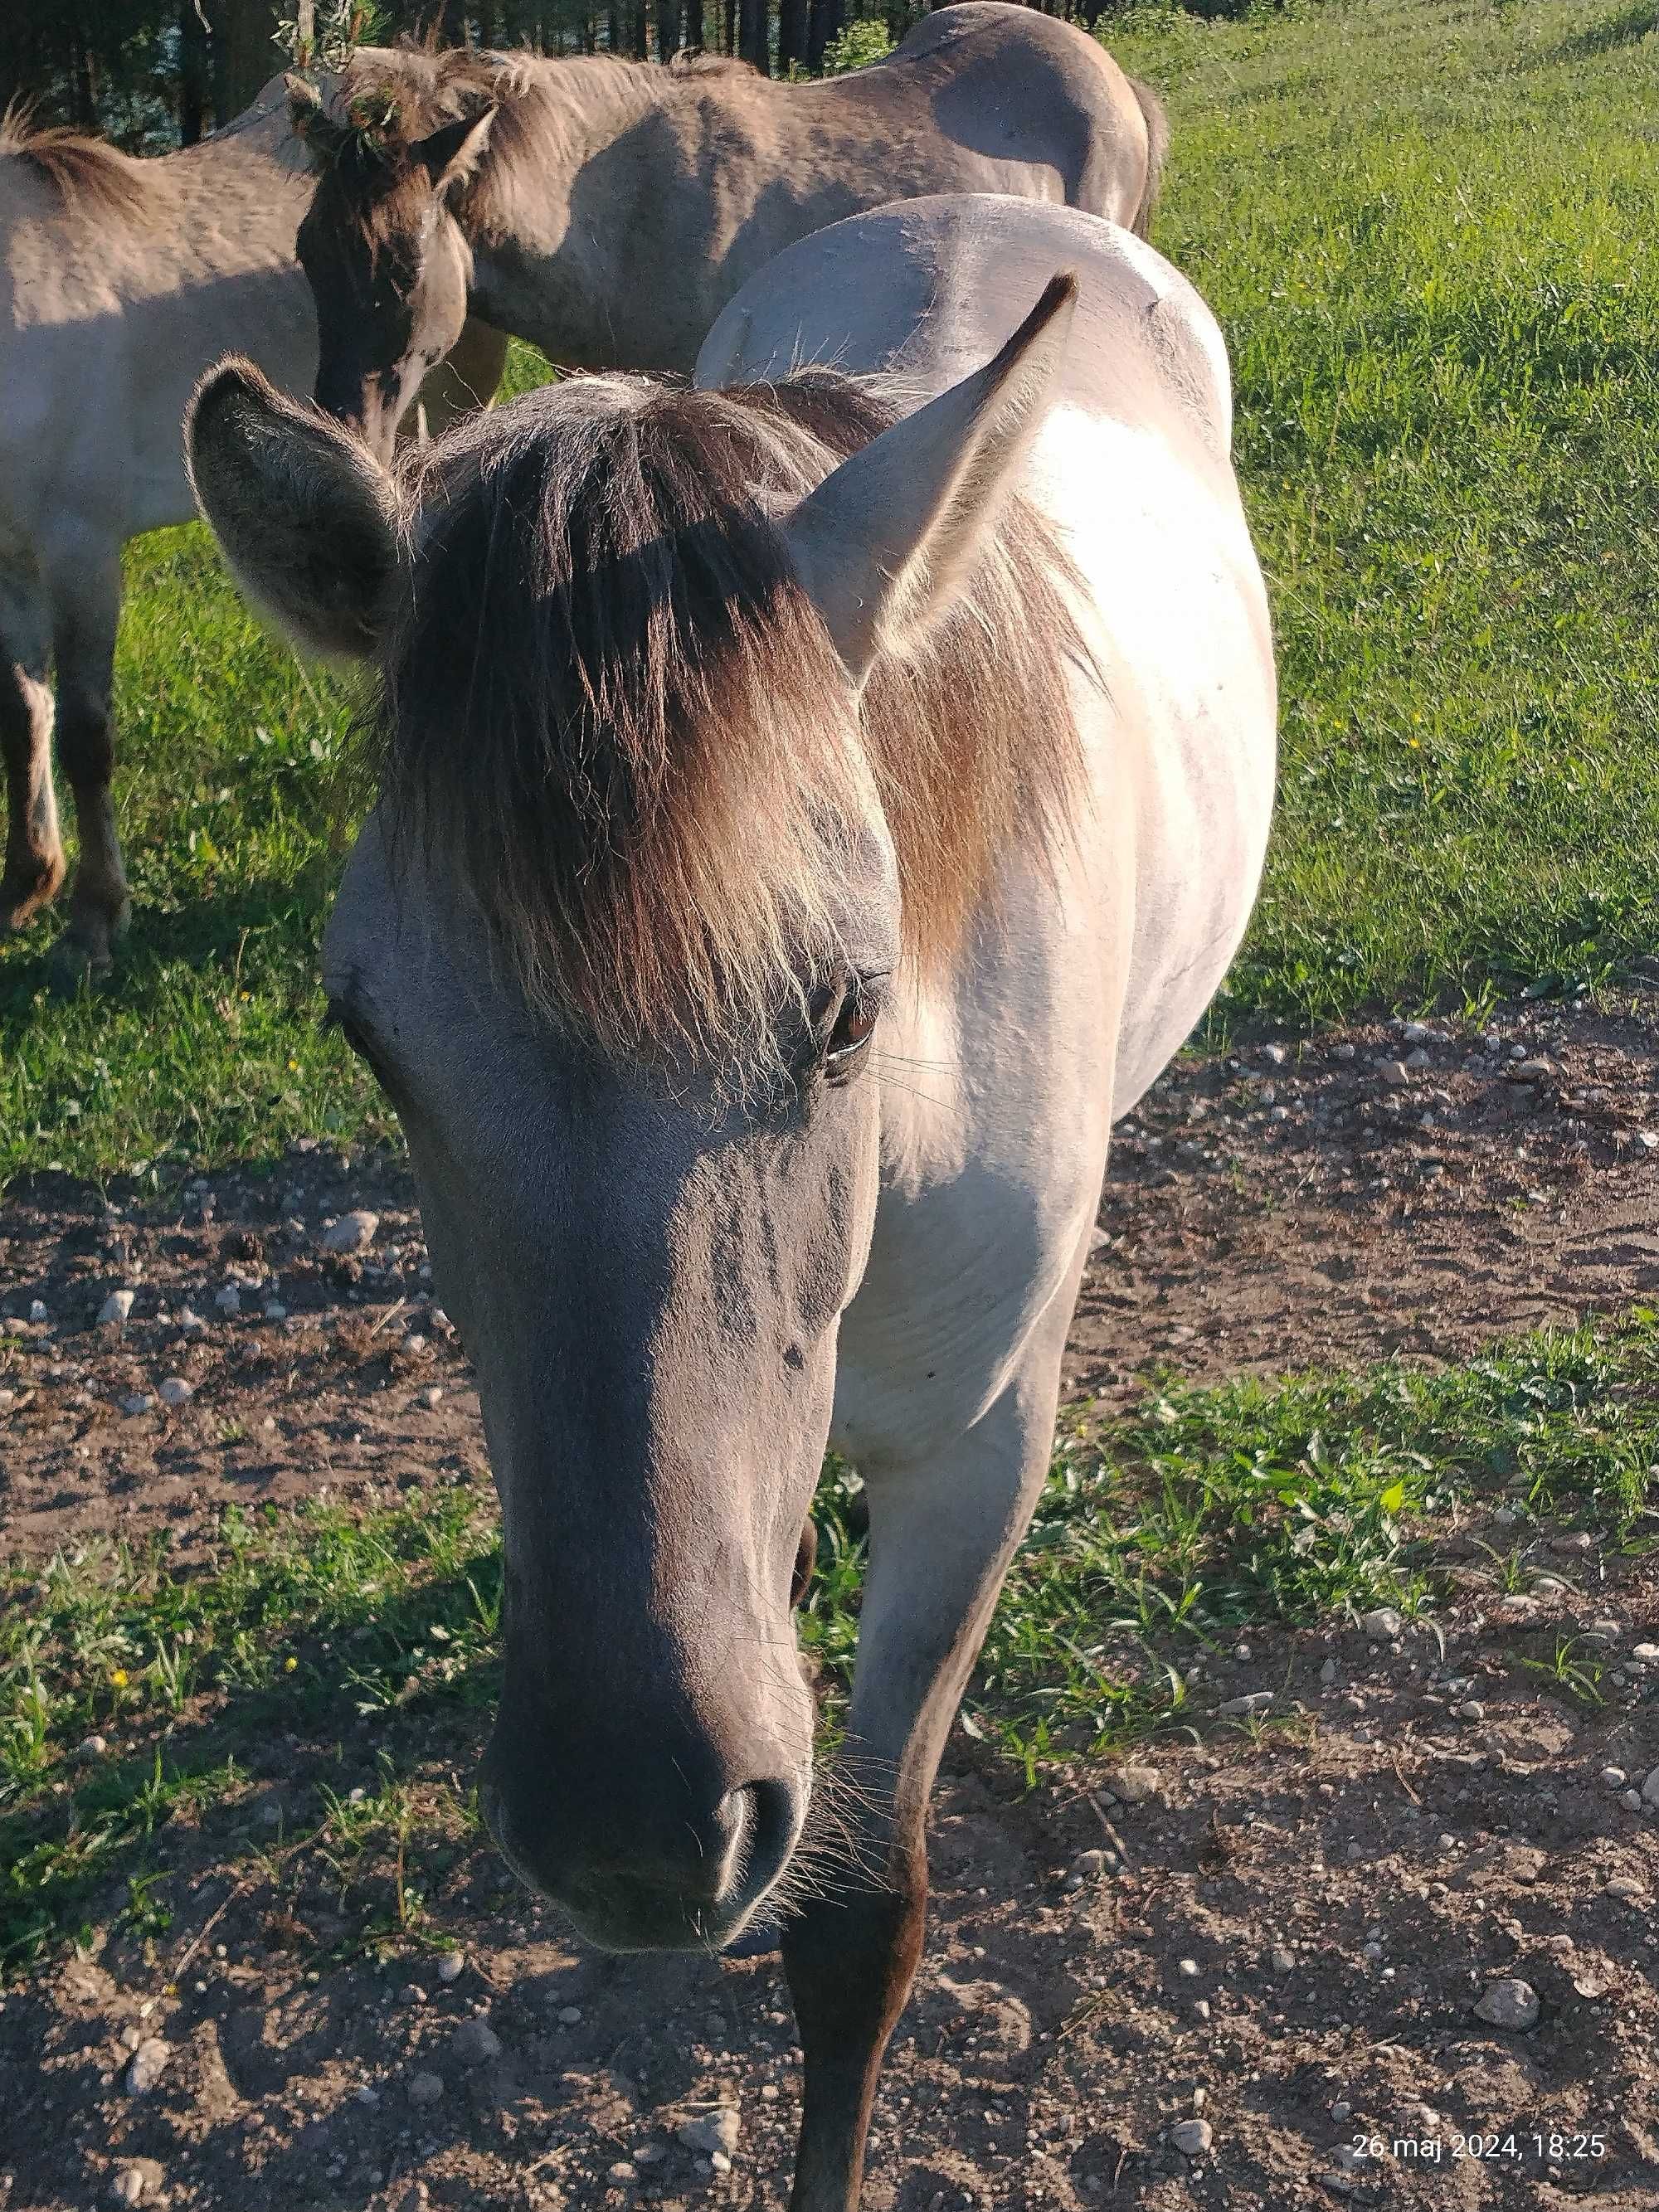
[47, 547, 129, 978]
[0, 576, 65, 932]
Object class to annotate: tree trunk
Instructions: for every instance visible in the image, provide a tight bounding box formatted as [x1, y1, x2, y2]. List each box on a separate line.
[655, 0, 682, 58]
[70, 31, 98, 128]
[805, 0, 841, 72]
[632, 2, 649, 54]
[776, 0, 806, 73]
[211, 0, 277, 123]
[180, 0, 209, 141]
[737, 0, 769, 71]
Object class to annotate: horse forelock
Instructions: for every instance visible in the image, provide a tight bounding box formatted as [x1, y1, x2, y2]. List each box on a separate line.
[371, 371, 1087, 1077]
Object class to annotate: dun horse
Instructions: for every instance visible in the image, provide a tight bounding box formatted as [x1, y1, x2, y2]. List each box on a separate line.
[187, 194, 1275, 2210]
[0, 88, 504, 974]
[289, 1, 1167, 458]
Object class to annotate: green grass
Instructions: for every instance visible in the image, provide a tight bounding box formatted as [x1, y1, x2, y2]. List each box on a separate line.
[6, 0, 1659, 1174]
[1115, 0, 1659, 1024]
[5, 1314, 1652, 1973]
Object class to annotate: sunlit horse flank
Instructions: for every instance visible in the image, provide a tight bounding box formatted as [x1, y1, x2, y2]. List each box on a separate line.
[0, 87, 504, 974]
[287, 1, 1167, 461]
[185, 193, 1277, 2211]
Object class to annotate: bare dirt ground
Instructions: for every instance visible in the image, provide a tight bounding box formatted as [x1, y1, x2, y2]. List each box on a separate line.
[2, 995, 1658, 2211]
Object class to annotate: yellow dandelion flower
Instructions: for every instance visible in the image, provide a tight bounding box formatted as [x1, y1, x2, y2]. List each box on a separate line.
[284, 1656, 298, 1673]
[109, 1667, 129, 1689]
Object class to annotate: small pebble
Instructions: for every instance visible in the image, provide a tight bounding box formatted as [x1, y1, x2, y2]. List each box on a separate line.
[98, 1290, 135, 1326]
[408, 2070, 445, 2106]
[74, 1733, 109, 1762]
[558, 2005, 583, 2024]
[1606, 1875, 1648, 1904]
[1170, 2119, 1213, 2156]
[1268, 1947, 1296, 1974]
[1113, 1765, 1161, 1804]
[1473, 1978, 1540, 2030]
[28, 1298, 48, 1323]
[1601, 1767, 1627, 1789]
[1642, 1767, 1659, 1809]
[125, 2038, 172, 2094]
[1219, 1691, 1272, 1718]
[1623, 1790, 1643, 1812]
[1360, 1607, 1404, 1639]
[321, 1210, 380, 1255]
[679, 2108, 742, 2156]
[437, 1952, 464, 1983]
[158, 1377, 194, 1407]
[120, 1393, 152, 1417]
[452, 2017, 502, 2064]
[213, 1284, 241, 1316]
[418, 1385, 445, 1410]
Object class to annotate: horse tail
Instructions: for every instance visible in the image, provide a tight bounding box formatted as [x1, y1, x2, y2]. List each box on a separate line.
[1126, 75, 1169, 241]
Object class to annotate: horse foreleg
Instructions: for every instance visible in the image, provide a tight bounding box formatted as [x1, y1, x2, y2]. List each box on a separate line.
[783, 1292, 1078, 2212]
[0, 576, 63, 932]
[46, 547, 127, 977]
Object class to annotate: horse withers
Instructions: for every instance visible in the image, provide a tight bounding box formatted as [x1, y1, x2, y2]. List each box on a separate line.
[186, 193, 1275, 2212]
[288, 1, 1168, 462]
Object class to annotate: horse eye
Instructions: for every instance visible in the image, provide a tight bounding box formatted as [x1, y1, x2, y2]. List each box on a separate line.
[825, 990, 878, 1068]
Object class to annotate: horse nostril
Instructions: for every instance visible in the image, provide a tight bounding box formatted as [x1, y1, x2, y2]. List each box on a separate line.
[724, 1777, 798, 1914]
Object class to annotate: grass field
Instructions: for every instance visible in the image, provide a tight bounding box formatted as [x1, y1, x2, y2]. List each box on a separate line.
[5, 0, 1659, 1180]
[6, 1311, 1653, 1968]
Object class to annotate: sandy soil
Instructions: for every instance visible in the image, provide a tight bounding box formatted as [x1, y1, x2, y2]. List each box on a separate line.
[2, 996, 1658, 2211]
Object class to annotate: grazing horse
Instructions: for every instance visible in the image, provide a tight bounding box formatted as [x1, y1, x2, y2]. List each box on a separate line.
[288, 1, 1167, 459]
[0, 85, 505, 975]
[186, 194, 1275, 2212]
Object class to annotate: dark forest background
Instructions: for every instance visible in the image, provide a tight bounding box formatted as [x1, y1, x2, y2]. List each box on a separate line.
[0, 0, 1233, 152]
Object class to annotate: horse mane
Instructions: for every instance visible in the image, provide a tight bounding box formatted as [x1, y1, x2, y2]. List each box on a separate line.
[374, 371, 1088, 1073]
[0, 99, 153, 222]
[305, 41, 753, 243]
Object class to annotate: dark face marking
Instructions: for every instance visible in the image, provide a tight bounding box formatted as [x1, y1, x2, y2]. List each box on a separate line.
[298, 158, 471, 464]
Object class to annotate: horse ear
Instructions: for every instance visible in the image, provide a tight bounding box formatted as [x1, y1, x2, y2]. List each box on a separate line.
[185, 357, 403, 663]
[285, 72, 323, 124]
[286, 72, 341, 157]
[780, 273, 1078, 684]
[413, 109, 496, 202]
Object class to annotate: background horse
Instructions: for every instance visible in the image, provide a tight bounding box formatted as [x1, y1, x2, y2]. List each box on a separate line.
[186, 192, 1275, 2211]
[0, 86, 504, 975]
[289, 1, 1167, 458]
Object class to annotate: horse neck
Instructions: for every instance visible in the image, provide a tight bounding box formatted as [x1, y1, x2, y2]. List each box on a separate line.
[467, 57, 739, 372]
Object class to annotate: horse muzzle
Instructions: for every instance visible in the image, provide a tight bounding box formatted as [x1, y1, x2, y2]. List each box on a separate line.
[479, 1768, 804, 1954]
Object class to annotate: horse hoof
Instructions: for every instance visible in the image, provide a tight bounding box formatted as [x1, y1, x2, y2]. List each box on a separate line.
[48, 929, 116, 994]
